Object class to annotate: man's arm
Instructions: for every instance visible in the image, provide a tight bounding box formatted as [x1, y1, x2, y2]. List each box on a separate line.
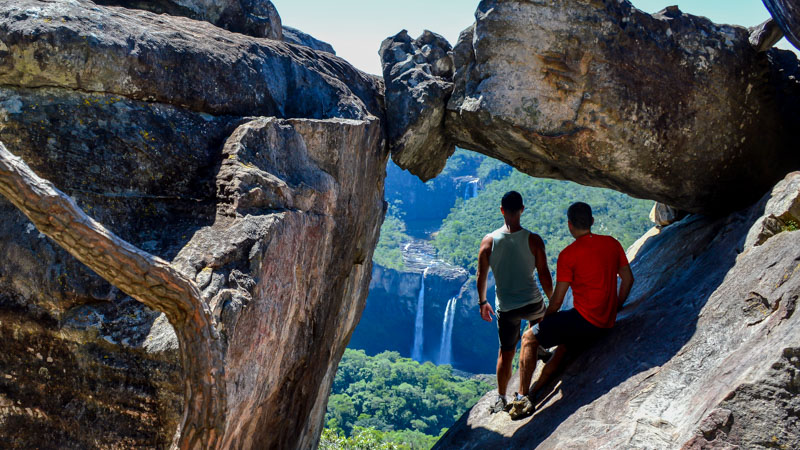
[545, 281, 570, 316]
[617, 264, 634, 311]
[529, 233, 553, 299]
[477, 235, 495, 322]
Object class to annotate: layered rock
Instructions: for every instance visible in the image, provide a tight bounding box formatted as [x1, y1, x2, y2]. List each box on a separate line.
[649, 202, 687, 227]
[0, 0, 382, 120]
[380, 30, 455, 181]
[383, 0, 800, 213]
[436, 172, 800, 449]
[93, 0, 283, 39]
[283, 26, 336, 54]
[0, 1, 387, 448]
[763, 0, 800, 49]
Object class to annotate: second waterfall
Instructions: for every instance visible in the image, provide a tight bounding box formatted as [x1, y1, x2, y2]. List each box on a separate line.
[437, 297, 458, 365]
[411, 267, 429, 361]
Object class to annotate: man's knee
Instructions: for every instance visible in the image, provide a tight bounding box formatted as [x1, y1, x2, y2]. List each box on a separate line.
[522, 329, 538, 347]
[499, 349, 515, 364]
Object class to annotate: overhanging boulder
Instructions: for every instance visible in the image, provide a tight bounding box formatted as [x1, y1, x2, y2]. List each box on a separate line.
[381, 0, 800, 213]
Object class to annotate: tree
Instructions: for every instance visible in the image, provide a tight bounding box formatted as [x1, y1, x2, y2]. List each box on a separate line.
[0, 141, 225, 449]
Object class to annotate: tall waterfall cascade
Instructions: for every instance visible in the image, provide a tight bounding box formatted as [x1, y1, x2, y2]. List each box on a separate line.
[463, 179, 479, 200]
[437, 297, 458, 365]
[411, 267, 429, 361]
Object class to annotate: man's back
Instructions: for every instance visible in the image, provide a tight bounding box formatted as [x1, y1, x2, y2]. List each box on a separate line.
[557, 234, 628, 328]
[489, 228, 542, 312]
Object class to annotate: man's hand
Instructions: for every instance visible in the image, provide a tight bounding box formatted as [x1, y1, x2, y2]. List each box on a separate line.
[545, 281, 570, 317]
[617, 264, 634, 311]
[480, 302, 495, 322]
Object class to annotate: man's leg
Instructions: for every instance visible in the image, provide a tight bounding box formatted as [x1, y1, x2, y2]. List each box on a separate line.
[490, 311, 521, 413]
[518, 328, 538, 396]
[497, 348, 515, 397]
[530, 344, 568, 398]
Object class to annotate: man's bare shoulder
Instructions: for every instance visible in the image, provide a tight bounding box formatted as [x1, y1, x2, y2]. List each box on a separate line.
[527, 231, 545, 248]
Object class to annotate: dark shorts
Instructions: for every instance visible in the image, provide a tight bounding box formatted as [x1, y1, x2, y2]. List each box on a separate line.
[497, 301, 546, 352]
[533, 308, 609, 349]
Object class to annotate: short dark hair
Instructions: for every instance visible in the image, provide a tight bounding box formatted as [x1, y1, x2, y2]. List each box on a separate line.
[567, 202, 593, 229]
[501, 191, 523, 213]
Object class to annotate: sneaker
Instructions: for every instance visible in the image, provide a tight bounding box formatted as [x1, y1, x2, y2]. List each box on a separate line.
[488, 395, 507, 414]
[508, 394, 535, 420]
[537, 346, 553, 364]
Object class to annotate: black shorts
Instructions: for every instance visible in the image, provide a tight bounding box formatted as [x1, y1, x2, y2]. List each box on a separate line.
[497, 301, 546, 352]
[533, 308, 609, 349]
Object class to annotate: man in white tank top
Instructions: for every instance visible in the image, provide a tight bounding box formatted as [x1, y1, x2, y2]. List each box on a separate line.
[476, 191, 554, 414]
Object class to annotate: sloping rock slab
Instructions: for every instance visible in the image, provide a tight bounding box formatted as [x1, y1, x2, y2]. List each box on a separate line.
[93, 0, 283, 39]
[0, 0, 382, 121]
[283, 26, 336, 54]
[444, 0, 800, 213]
[436, 172, 800, 448]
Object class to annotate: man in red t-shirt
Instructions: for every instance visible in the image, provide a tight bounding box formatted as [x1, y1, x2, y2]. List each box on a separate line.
[508, 202, 635, 419]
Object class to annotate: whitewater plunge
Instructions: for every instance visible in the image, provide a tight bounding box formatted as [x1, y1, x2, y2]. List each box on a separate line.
[437, 297, 458, 365]
[411, 267, 429, 361]
[463, 178, 479, 200]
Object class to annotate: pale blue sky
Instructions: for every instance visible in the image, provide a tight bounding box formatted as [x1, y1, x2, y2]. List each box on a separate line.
[272, 0, 796, 75]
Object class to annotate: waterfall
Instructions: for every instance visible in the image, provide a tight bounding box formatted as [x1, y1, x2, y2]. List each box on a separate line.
[463, 179, 479, 200]
[411, 267, 429, 361]
[437, 297, 458, 365]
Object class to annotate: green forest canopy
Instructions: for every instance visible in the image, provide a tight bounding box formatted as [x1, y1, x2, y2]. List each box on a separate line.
[324, 349, 491, 446]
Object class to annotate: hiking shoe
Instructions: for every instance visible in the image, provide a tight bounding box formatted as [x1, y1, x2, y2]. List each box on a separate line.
[488, 395, 507, 414]
[537, 346, 554, 364]
[508, 395, 535, 420]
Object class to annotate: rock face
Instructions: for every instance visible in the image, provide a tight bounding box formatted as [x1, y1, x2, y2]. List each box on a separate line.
[282, 26, 336, 54]
[0, 1, 387, 448]
[749, 18, 784, 52]
[649, 202, 688, 227]
[94, 0, 283, 39]
[384, 0, 800, 213]
[0, 0, 382, 121]
[435, 172, 800, 449]
[380, 30, 455, 181]
[763, 0, 800, 50]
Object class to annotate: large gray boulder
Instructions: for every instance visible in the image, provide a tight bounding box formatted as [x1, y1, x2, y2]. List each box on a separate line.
[435, 172, 800, 449]
[93, 0, 284, 39]
[382, 1, 800, 213]
[0, 1, 387, 448]
[380, 30, 455, 181]
[282, 26, 336, 54]
[0, 0, 382, 121]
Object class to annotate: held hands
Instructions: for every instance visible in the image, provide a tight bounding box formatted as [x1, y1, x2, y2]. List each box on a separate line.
[479, 302, 495, 322]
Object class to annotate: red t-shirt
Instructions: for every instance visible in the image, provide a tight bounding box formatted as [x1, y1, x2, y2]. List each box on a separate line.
[556, 234, 629, 328]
